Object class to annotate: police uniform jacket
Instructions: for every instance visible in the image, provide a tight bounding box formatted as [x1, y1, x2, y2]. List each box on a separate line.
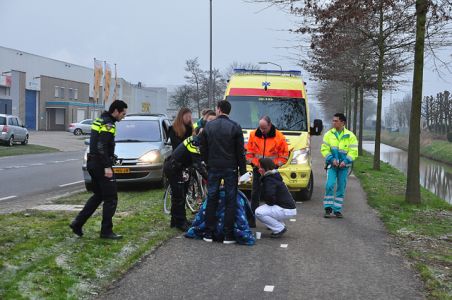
[89, 111, 116, 168]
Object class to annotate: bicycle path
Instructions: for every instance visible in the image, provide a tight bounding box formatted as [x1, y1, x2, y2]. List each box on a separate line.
[100, 137, 425, 299]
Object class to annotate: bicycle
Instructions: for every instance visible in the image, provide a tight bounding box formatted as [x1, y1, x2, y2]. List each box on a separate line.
[163, 167, 207, 214]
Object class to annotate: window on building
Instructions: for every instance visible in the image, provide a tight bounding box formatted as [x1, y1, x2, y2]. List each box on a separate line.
[68, 88, 73, 99]
[74, 89, 78, 100]
[55, 86, 59, 98]
[59, 87, 65, 98]
[0, 86, 11, 96]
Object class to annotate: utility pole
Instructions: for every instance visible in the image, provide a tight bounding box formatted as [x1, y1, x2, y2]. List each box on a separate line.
[209, 0, 213, 109]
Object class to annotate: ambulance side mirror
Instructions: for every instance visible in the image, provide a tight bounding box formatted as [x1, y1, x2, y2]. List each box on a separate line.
[310, 119, 323, 136]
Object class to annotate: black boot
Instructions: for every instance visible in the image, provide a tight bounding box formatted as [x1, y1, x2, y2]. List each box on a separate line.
[69, 222, 83, 237]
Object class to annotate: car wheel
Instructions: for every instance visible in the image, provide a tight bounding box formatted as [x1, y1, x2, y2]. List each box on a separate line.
[74, 128, 82, 136]
[295, 171, 313, 201]
[7, 136, 14, 147]
[21, 135, 29, 145]
[85, 182, 93, 192]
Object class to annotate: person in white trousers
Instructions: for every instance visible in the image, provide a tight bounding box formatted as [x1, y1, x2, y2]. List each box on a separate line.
[255, 158, 297, 238]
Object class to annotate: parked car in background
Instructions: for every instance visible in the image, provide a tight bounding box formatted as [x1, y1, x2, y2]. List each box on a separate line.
[82, 114, 172, 190]
[68, 119, 93, 135]
[0, 114, 29, 146]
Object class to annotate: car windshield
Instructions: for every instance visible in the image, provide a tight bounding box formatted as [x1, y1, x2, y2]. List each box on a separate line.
[115, 120, 161, 142]
[0, 116, 5, 125]
[227, 96, 308, 131]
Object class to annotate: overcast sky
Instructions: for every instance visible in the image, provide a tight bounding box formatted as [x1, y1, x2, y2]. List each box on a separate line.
[1, 0, 451, 112]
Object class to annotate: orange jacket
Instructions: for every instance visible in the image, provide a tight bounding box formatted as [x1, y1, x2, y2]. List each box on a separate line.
[246, 125, 289, 168]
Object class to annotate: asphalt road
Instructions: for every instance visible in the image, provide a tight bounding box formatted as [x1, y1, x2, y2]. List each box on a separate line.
[0, 150, 85, 213]
[100, 137, 425, 300]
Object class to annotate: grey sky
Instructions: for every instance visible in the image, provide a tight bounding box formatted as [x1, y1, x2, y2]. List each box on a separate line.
[1, 0, 450, 109]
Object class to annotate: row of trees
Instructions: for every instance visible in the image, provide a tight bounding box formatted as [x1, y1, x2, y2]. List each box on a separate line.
[250, 0, 451, 203]
[385, 95, 412, 129]
[422, 90, 452, 134]
[171, 59, 259, 117]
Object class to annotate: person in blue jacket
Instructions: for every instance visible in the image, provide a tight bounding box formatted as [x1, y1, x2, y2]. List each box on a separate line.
[255, 157, 297, 238]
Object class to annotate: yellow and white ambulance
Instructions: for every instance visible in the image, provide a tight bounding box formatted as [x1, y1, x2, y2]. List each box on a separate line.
[225, 69, 323, 200]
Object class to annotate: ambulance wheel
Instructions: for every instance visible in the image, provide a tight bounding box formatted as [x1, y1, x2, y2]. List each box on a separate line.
[296, 171, 313, 201]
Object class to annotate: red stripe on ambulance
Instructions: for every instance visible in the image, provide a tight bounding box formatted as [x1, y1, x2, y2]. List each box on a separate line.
[229, 88, 303, 98]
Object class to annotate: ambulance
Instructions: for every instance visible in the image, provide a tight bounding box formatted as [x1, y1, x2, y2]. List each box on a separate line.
[225, 69, 323, 201]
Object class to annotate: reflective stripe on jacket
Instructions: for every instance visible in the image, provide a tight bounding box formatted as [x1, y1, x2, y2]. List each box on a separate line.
[246, 125, 289, 168]
[89, 111, 116, 168]
[320, 127, 358, 165]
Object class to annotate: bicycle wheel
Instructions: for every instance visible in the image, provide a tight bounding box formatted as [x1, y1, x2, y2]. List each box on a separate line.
[163, 184, 172, 214]
[185, 172, 204, 213]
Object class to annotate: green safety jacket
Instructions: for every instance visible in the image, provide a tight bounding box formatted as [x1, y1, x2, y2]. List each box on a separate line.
[320, 127, 358, 166]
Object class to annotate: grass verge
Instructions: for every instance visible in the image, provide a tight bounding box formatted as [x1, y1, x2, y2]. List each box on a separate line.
[354, 153, 452, 299]
[0, 188, 178, 299]
[0, 144, 58, 157]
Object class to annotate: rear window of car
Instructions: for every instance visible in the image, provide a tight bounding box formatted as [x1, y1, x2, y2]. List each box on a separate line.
[115, 120, 161, 142]
[0, 116, 5, 125]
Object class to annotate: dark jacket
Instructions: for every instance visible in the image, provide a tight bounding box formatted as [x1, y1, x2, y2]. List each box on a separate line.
[260, 170, 296, 209]
[168, 124, 193, 150]
[167, 136, 207, 179]
[88, 111, 116, 168]
[200, 115, 247, 175]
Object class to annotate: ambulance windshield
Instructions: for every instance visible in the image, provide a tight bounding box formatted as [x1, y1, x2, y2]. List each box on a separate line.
[227, 96, 308, 131]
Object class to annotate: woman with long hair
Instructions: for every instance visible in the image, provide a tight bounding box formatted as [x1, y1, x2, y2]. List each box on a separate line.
[166, 107, 193, 230]
[168, 107, 193, 150]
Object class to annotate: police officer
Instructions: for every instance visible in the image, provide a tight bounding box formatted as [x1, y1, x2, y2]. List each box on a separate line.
[70, 100, 127, 239]
[164, 135, 207, 231]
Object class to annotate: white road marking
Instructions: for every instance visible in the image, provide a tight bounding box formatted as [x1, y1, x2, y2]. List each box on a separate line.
[0, 195, 17, 201]
[280, 244, 288, 248]
[59, 180, 84, 187]
[290, 219, 296, 222]
[29, 163, 45, 166]
[264, 285, 274, 292]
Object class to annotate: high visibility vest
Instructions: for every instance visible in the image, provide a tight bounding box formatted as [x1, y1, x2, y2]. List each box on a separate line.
[246, 128, 289, 167]
[321, 127, 358, 165]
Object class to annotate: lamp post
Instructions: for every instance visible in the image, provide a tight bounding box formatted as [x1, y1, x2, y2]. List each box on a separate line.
[208, 0, 213, 109]
[258, 61, 283, 72]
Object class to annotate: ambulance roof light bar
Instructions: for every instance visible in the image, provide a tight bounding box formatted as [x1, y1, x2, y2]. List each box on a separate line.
[233, 69, 302, 76]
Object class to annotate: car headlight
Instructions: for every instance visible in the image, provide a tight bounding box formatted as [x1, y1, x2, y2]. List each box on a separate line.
[291, 148, 310, 164]
[138, 150, 160, 164]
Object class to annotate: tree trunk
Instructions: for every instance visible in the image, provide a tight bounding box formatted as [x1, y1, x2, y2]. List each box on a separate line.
[359, 83, 364, 156]
[347, 85, 352, 126]
[405, 0, 428, 204]
[374, 1, 385, 171]
[353, 84, 358, 133]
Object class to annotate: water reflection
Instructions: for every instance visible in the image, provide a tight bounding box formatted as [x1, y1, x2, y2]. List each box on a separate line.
[363, 142, 452, 204]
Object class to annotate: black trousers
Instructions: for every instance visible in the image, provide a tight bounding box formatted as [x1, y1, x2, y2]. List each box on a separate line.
[163, 159, 187, 227]
[74, 161, 118, 234]
[205, 168, 238, 238]
[251, 168, 262, 214]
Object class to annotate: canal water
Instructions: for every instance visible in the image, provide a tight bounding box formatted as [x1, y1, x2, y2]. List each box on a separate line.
[362, 142, 452, 204]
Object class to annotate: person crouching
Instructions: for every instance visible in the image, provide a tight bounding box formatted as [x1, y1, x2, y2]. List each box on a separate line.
[255, 158, 297, 238]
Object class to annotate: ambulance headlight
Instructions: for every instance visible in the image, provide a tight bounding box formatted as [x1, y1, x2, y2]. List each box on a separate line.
[138, 150, 160, 164]
[291, 148, 309, 164]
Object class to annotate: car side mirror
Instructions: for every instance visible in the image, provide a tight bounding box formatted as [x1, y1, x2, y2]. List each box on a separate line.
[84, 139, 90, 146]
[310, 119, 323, 136]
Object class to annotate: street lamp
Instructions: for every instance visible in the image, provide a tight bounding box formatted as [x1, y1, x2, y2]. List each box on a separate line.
[258, 61, 283, 72]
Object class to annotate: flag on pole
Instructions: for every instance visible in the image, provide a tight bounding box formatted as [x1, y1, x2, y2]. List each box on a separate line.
[103, 62, 112, 106]
[112, 63, 118, 101]
[93, 59, 103, 104]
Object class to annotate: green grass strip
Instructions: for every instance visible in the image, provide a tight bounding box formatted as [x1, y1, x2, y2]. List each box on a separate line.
[0, 144, 58, 157]
[354, 153, 452, 299]
[0, 189, 178, 299]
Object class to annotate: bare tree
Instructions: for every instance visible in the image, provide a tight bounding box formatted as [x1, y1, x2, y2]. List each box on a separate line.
[171, 85, 194, 110]
[185, 57, 206, 117]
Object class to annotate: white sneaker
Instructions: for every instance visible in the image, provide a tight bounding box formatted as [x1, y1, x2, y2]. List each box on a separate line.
[223, 238, 236, 245]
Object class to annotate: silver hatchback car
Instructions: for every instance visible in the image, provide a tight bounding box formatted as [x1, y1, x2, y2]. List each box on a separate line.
[68, 119, 93, 135]
[0, 114, 29, 146]
[82, 114, 173, 190]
